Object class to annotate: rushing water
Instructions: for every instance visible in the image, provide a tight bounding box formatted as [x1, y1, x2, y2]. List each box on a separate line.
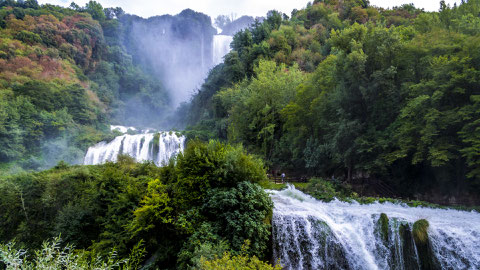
[270, 185, 480, 270]
[84, 128, 185, 166]
[212, 35, 233, 66]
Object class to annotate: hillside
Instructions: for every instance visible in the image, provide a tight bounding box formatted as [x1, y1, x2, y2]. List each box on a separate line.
[0, 1, 215, 172]
[186, 0, 480, 204]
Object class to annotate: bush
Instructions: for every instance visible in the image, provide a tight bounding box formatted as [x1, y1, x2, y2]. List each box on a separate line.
[174, 140, 267, 209]
[0, 237, 145, 270]
[0, 140, 274, 269]
[201, 182, 273, 259]
[199, 241, 282, 270]
[302, 178, 354, 201]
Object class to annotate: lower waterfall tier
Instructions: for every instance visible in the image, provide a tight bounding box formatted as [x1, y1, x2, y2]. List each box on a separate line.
[270, 186, 480, 270]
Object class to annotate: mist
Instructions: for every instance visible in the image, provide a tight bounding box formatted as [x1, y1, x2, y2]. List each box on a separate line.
[120, 9, 216, 107]
[110, 8, 254, 130]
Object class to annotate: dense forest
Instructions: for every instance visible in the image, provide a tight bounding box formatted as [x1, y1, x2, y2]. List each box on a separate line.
[0, 141, 276, 269]
[185, 0, 480, 204]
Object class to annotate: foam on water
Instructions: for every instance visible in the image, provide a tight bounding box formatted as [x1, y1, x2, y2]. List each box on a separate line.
[212, 35, 233, 66]
[84, 131, 185, 166]
[270, 185, 480, 270]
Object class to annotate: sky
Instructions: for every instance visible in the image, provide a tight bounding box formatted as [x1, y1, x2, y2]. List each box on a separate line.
[39, 0, 461, 19]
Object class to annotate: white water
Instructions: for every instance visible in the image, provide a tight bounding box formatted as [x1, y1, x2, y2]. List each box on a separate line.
[110, 125, 137, 133]
[270, 186, 480, 270]
[212, 35, 233, 66]
[84, 131, 185, 166]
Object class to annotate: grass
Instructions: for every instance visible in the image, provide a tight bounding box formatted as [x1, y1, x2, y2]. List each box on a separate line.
[258, 180, 286, 190]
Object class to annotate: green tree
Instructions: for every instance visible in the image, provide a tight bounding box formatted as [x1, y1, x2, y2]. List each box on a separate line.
[84, 1, 106, 21]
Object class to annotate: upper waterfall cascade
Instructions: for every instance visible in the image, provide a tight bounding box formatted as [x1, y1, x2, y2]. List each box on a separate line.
[270, 186, 480, 270]
[84, 126, 185, 166]
[212, 35, 233, 66]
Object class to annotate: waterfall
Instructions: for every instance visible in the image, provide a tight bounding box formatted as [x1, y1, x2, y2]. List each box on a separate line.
[157, 132, 185, 166]
[84, 130, 185, 166]
[270, 186, 480, 270]
[110, 125, 137, 133]
[212, 35, 233, 66]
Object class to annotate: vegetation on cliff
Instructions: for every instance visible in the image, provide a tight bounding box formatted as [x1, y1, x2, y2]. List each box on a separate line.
[186, 0, 480, 201]
[0, 0, 174, 171]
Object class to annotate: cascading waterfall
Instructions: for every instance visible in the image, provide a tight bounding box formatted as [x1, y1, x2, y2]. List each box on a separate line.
[110, 125, 137, 133]
[84, 129, 185, 166]
[156, 132, 185, 166]
[212, 35, 233, 66]
[270, 186, 480, 270]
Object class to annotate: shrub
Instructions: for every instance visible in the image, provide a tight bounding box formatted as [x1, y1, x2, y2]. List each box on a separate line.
[199, 241, 282, 270]
[0, 237, 145, 270]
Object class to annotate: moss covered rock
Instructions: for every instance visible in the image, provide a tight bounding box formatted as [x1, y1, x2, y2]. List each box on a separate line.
[379, 213, 389, 243]
[412, 219, 429, 244]
[412, 219, 439, 270]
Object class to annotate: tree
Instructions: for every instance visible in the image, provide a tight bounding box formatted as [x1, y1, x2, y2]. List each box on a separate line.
[201, 182, 273, 258]
[214, 15, 231, 30]
[84, 1, 106, 21]
[217, 60, 305, 163]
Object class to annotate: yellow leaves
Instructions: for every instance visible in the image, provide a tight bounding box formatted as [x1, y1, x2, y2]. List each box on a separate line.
[131, 179, 173, 235]
[199, 241, 282, 270]
[427, 147, 451, 167]
[6, 14, 28, 32]
[330, 23, 367, 53]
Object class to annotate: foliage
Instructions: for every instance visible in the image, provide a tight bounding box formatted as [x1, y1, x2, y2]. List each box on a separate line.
[186, 0, 480, 201]
[201, 182, 273, 257]
[0, 0, 170, 169]
[0, 237, 145, 270]
[301, 178, 356, 201]
[412, 219, 439, 270]
[173, 140, 267, 209]
[412, 219, 429, 244]
[258, 179, 286, 190]
[378, 213, 389, 243]
[216, 60, 305, 166]
[176, 223, 230, 269]
[0, 140, 273, 269]
[199, 241, 282, 270]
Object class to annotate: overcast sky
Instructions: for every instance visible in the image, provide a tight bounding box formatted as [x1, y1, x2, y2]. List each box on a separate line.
[38, 0, 461, 19]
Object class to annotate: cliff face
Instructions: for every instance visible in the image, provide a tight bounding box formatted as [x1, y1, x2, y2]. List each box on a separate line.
[120, 9, 216, 106]
[220, 15, 256, 36]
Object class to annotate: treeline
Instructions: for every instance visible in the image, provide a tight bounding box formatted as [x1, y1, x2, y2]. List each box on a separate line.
[186, 0, 480, 199]
[0, 140, 274, 269]
[0, 0, 170, 171]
